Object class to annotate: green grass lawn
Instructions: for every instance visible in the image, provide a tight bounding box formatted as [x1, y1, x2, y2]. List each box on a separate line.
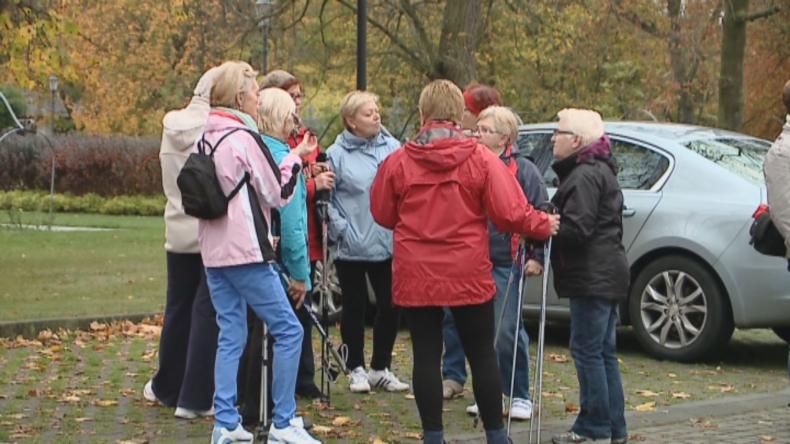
[0, 212, 166, 322]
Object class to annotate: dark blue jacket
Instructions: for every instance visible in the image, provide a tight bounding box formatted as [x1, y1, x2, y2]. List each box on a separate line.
[488, 147, 549, 267]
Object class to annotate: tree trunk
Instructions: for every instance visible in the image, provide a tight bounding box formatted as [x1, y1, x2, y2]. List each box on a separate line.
[435, 0, 483, 87]
[667, 0, 695, 123]
[718, 0, 748, 131]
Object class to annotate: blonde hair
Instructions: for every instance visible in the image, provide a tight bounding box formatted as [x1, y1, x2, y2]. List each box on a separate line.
[257, 88, 296, 136]
[477, 106, 519, 144]
[419, 80, 464, 123]
[339, 91, 379, 131]
[210, 61, 258, 109]
[557, 108, 605, 147]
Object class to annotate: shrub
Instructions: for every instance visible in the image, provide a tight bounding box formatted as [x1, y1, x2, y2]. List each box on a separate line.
[0, 132, 161, 196]
[0, 190, 164, 216]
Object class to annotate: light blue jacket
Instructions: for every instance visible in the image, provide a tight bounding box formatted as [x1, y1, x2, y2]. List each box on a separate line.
[265, 134, 311, 290]
[327, 127, 401, 261]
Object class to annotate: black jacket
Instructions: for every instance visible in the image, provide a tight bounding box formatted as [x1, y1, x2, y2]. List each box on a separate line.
[550, 136, 629, 301]
[488, 148, 549, 266]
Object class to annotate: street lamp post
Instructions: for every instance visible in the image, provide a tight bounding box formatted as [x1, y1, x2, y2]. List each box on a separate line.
[256, 0, 274, 74]
[47, 75, 59, 229]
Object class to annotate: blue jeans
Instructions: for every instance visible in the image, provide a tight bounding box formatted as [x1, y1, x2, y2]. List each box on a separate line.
[569, 297, 627, 440]
[206, 263, 303, 430]
[442, 265, 531, 400]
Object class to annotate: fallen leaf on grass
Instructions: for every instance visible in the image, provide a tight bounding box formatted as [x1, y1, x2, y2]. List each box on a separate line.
[60, 395, 81, 403]
[404, 394, 415, 400]
[635, 389, 659, 397]
[75, 417, 92, 423]
[760, 436, 776, 442]
[7, 413, 27, 420]
[634, 402, 655, 412]
[311, 425, 333, 435]
[549, 353, 569, 363]
[707, 384, 735, 393]
[89, 321, 107, 332]
[671, 392, 691, 399]
[94, 399, 118, 407]
[116, 440, 149, 444]
[372, 438, 388, 444]
[332, 416, 352, 426]
[119, 388, 136, 397]
[402, 432, 422, 439]
[564, 403, 579, 414]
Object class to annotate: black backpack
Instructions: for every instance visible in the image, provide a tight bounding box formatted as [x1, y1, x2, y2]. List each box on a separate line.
[177, 127, 300, 220]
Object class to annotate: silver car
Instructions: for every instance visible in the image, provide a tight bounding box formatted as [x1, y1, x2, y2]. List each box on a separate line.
[518, 121, 790, 362]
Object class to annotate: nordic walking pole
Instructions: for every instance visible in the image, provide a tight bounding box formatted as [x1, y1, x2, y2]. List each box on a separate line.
[506, 244, 529, 436]
[529, 207, 556, 444]
[474, 241, 525, 430]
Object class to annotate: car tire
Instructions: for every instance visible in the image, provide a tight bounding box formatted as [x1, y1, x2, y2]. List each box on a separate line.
[772, 327, 790, 344]
[311, 259, 343, 324]
[628, 255, 733, 362]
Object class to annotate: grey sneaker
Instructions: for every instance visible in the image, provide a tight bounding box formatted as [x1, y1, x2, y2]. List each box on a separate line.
[442, 379, 463, 399]
[552, 431, 609, 444]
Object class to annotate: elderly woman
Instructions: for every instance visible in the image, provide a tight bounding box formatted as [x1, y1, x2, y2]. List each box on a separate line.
[549, 109, 628, 444]
[441, 83, 504, 400]
[327, 90, 408, 394]
[198, 60, 320, 444]
[448, 106, 549, 421]
[143, 66, 219, 420]
[370, 80, 559, 444]
[259, 70, 333, 399]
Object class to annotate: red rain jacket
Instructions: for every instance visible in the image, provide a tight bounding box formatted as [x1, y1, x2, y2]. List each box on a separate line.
[370, 122, 552, 307]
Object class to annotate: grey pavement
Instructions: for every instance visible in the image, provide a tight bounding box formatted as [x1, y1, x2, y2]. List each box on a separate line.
[449, 389, 790, 443]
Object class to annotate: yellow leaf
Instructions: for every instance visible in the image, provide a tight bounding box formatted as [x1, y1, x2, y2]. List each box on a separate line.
[667, 373, 677, 378]
[549, 353, 570, 363]
[94, 399, 118, 407]
[332, 416, 352, 426]
[403, 432, 422, 439]
[634, 401, 656, 412]
[760, 436, 776, 442]
[311, 425, 333, 435]
[672, 392, 691, 399]
[372, 438, 388, 444]
[60, 395, 80, 403]
[404, 394, 415, 400]
[635, 389, 659, 397]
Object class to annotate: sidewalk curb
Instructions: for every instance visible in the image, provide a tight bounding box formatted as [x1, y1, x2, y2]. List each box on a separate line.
[447, 388, 790, 443]
[0, 312, 160, 339]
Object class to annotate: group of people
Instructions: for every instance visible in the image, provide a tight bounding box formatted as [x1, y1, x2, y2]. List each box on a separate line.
[143, 59, 632, 444]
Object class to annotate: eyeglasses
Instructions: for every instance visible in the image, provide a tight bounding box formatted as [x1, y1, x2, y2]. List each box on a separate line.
[553, 129, 575, 137]
[474, 126, 499, 136]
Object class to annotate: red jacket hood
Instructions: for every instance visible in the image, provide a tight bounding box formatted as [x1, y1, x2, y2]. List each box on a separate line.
[403, 121, 477, 171]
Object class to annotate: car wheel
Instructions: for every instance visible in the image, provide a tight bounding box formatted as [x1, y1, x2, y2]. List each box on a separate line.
[311, 259, 343, 324]
[772, 327, 790, 344]
[628, 255, 733, 362]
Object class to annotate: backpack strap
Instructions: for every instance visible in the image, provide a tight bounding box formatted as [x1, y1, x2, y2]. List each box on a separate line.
[237, 128, 301, 200]
[226, 172, 250, 201]
[209, 128, 245, 157]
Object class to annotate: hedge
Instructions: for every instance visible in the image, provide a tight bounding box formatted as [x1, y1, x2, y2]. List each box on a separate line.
[0, 132, 161, 196]
[0, 190, 165, 216]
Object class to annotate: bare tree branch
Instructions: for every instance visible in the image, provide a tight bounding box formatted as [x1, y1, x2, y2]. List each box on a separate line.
[737, 5, 780, 22]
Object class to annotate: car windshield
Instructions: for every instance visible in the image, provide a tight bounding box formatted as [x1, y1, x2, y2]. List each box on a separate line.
[684, 138, 770, 185]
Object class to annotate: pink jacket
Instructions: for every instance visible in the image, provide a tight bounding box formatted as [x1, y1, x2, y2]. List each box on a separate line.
[198, 111, 301, 267]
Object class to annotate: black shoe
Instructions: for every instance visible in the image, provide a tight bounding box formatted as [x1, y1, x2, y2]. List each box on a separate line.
[295, 384, 323, 400]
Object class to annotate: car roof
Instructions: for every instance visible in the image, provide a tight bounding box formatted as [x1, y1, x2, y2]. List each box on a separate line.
[518, 121, 770, 145]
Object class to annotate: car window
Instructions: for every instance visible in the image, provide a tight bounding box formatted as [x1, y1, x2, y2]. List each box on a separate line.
[516, 132, 556, 186]
[611, 139, 670, 190]
[684, 138, 768, 186]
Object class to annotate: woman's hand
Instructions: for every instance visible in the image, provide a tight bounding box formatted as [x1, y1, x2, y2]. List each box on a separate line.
[524, 259, 544, 276]
[295, 132, 318, 158]
[288, 280, 308, 308]
[314, 171, 335, 191]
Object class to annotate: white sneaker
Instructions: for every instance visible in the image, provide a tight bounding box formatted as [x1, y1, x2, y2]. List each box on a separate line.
[465, 401, 507, 416]
[268, 422, 322, 444]
[509, 398, 533, 420]
[368, 368, 410, 392]
[211, 423, 253, 443]
[143, 379, 159, 403]
[174, 406, 214, 419]
[348, 366, 371, 393]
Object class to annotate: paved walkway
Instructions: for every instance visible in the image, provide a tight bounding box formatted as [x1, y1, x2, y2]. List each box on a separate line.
[450, 390, 790, 443]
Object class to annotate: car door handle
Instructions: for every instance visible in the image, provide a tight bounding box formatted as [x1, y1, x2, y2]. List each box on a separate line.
[623, 207, 636, 217]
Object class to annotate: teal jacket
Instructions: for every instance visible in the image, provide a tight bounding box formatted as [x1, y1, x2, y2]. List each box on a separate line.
[264, 134, 311, 290]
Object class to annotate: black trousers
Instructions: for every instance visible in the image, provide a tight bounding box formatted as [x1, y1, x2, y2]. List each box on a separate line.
[335, 259, 400, 371]
[151, 252, 218, 410]
[404, 300, 503, 432]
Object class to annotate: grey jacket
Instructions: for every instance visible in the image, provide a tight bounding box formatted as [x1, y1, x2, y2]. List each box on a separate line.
[764, 115, 790, 257]
[327, 127, 401, 261]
